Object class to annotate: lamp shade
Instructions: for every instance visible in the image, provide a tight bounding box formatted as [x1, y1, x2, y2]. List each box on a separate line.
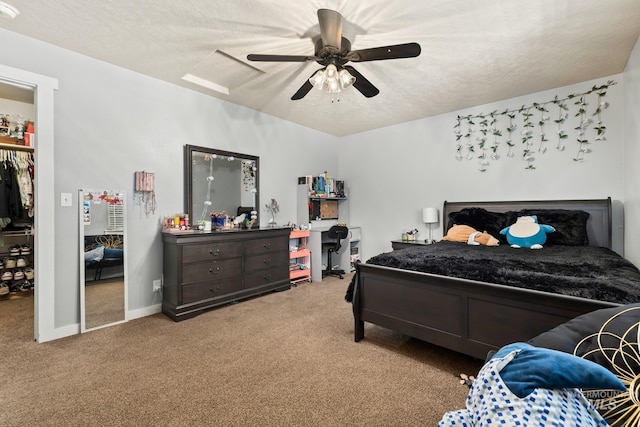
[422, 207, 439, 224]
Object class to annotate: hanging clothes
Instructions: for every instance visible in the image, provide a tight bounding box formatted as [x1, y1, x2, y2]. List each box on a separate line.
[14, 153, 33, 218]
[0, 150, 34, 219]
[0, 159, 23, 218]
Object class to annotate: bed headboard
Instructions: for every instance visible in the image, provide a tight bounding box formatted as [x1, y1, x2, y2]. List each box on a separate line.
[442, 198, 612, 250]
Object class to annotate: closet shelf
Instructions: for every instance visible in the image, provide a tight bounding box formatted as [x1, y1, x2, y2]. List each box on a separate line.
[2, 229, 34, 236]
[0, 141, 33, 152]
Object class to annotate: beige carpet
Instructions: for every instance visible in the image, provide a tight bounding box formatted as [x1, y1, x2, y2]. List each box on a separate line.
[0, 274, 483, 426]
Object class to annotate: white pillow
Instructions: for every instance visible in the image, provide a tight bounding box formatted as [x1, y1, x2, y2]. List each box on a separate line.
[439, 349, 608, 426]
[84, 245, 104, 262]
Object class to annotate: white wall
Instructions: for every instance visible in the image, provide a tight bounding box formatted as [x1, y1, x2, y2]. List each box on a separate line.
[340, 76, 627, 262]
[0, 28, 340, 332]
[0, 98, 34, 121]
[624, 36, 640, 267]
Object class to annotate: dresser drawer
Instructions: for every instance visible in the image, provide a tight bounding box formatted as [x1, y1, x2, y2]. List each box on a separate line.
[245, 266, 288, 288]
[183, 241, 243, 262]
[182, 276, 243, 304]
[244, 236, 288, 256]
[182, 258, 242, 283]
[245, 251, 289, 272]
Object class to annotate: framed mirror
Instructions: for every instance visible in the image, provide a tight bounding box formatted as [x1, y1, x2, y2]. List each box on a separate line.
[185, 145, 259, 228]
[79, 189, 128, 332]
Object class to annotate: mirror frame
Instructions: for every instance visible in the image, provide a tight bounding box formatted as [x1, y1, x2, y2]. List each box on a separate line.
[184, 145, 260, 227]
[79, 189, 128, 333]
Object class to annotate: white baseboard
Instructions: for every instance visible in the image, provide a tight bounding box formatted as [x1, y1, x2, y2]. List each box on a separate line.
[36, 305, 161, 343]
[38, 323, 80, 343]
[128, 304, 162, 320]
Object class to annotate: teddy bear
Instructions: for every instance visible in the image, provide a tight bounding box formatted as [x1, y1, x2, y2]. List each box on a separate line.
[500, 215, 555, 249]
[442, 224, 500, 246]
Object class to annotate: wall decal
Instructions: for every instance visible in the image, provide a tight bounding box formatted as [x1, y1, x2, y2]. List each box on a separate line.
[454, 80, 616, 171]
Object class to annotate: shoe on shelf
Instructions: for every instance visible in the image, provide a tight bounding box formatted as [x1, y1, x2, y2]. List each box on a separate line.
[13, 270, 24, 281]
[9, 244, 20, 256]
[1, 270, 12, 281]
[18, 280, 32, 292]
[16, 257, 27, 268]
[0, 258, 4, 270]
[20, 244, 31, 255]
[0, 281, 9, 296]
[5, 258, 16, 269]
[24, 267, 34, 280]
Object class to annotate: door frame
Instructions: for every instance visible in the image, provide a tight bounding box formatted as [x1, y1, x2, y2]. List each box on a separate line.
[0, 64, 58, 342]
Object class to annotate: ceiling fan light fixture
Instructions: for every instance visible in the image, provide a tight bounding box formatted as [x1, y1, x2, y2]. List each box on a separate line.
[326, 64, 338, 77]
[327, 78, 340, 94]
[338, 68, 355, 89]
[309, 64, 354, 96]
[309, 69, 326, 90]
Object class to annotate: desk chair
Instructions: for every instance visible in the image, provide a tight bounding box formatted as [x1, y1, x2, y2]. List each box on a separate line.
[237, 206, 254, 217]
[322, 225, 349, 279]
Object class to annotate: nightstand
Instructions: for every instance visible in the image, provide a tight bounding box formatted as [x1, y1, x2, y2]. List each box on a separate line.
[391, 240, 432, 250]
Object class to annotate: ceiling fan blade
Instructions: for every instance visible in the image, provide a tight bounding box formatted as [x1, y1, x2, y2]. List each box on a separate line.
[343, 66, 379, 98]
[247, 54, 316, 62]
[345, 42, 421, 62]
[291, 71, 319, 100]
[317, 9, 343, 49]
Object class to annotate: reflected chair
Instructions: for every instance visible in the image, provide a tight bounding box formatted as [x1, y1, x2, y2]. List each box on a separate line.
[322, 225, 349, 279]
[237, 206, 254, 217]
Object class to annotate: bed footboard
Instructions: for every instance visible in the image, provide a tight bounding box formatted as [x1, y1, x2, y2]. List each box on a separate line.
[353, 263, 618, 360]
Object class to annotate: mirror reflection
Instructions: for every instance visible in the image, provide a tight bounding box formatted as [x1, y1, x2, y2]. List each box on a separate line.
[79, 190, 127, 332]
[185, 145, 259, 228]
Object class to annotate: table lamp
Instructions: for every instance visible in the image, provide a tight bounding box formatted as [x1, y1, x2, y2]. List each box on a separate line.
[422, 207, 439, 244]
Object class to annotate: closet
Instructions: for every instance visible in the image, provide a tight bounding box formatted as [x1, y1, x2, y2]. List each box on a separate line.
[0, 94, 36, 301]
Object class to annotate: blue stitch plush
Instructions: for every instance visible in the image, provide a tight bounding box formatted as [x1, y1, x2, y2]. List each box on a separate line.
[500, 215, 555, 249]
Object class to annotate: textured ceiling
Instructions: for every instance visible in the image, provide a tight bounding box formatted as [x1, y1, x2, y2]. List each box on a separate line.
[0, 0, 639, 136]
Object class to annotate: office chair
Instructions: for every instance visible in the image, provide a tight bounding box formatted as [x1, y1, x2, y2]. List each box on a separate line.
[322, 225, 349, 279]
[237, 206, 254, 217]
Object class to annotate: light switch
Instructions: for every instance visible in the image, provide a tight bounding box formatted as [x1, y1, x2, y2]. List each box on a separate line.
[60, 192, 72, 207]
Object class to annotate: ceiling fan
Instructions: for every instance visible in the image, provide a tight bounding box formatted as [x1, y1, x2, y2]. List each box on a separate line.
[247, 9, 421, 100]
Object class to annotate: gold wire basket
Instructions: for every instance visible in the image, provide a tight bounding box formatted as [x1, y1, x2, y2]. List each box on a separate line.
[85, 234, 123, 250]
[574, 306, 640, 426]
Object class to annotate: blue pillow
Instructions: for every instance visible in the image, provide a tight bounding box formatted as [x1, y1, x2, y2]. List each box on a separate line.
[103, 248, 123, 260]
[492, 342, 625, 398]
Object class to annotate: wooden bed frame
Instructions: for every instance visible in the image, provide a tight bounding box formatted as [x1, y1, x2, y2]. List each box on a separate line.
[352, 198, 620, 360]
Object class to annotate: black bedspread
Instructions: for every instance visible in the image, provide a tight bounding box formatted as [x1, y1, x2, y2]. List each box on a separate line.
[348, 242, 640, 305]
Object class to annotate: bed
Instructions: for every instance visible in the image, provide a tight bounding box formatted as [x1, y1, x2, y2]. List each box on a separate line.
[347, 198, 640, 360]
[84, 234, 124, 281]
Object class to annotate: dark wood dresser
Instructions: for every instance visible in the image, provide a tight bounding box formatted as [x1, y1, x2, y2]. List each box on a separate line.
[162, 227, 290, 321]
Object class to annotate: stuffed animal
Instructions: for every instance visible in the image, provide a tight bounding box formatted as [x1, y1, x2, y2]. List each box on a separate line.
[442, 224, 500, 246]
[500, 215, 555, 249]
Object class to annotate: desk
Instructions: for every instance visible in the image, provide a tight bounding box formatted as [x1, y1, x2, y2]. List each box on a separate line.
[309, 225, 360, 282]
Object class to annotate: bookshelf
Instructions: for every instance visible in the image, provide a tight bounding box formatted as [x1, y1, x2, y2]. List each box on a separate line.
[289, 229, 311, 285]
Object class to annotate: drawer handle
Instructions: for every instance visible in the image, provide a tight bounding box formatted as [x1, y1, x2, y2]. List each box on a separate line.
[209, 267, 221, 273]
[264, 274, 272, 281]
[209, 285, 221, 293]
[263, 259, 272, 265]
[209, 249, 221, 256]
[262, 243, 271, 249]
